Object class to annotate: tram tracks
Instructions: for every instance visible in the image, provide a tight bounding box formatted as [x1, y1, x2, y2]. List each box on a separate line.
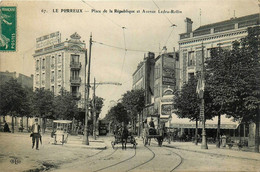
[125, 145, 155, 172]
[93, 148, 137, 172]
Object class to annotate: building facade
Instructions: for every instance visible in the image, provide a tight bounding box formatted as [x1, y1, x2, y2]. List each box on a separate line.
[178, 13, 260, 146]
[132, 52, 155, 119]
[179, 13, 259, 87]
[154, 50, 180, 121]
[33, 32, 87, 109]
[0, 71, 33, 89]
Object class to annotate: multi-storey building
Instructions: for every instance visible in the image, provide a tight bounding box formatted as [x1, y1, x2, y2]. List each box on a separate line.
[179, 13, 259, 87]
[153, 49, 179, 121]
[178, 13, 260, 146]
[33, 32, 87, 109]
[132, 52, 155, 119]
[0, 71, 33, 89]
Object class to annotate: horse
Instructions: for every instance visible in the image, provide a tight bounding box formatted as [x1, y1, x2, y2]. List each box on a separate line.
[119, 126, 129, 150]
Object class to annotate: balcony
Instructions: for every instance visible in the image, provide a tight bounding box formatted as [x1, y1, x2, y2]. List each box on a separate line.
[72, 92, 81, 100]
[70, 77, 81, 85]
[70, 62, 82, 70]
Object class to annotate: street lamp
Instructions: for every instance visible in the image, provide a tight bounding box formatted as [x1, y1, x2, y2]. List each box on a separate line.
[197, 42, 208, 149]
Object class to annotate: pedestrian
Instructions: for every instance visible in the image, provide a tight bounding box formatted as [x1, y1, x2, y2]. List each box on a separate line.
[31, 118, 41, 150]
[3, 121, 10, 132]
[149, 118, 155, 128]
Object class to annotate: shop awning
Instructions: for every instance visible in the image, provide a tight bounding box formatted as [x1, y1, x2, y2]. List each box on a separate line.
[170, 114, 240, 129]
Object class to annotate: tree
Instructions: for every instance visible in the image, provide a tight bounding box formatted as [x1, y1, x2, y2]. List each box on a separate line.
[105, 103, 129, 125]
[205, 26, 260, 152]
[121, 89, 145, 132]
[173, 76, 215, 145]
[0, 78, 29, 132]
[53, 88, 79, 120]
[205, 47, 236, 147]
[31, 88, 54, 133]
[93, 96, 104, 120]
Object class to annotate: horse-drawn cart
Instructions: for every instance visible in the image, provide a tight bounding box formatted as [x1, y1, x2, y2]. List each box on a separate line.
[111, 125, 137, 149]
[111, 134, 137, 149]
[143, 127, 170, 147]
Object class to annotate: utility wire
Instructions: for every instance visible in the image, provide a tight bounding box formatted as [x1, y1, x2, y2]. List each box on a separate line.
[152, 0, 174, 25]
[119, 27, 127, 81]
[81, 0, 122, 28]
[92, 40, 160, 53]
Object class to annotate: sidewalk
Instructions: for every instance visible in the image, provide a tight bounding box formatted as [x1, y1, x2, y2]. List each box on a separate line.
[164, 141, 260, 161]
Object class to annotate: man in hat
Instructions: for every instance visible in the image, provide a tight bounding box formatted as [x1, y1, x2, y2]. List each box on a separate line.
[31, 118, 41, 150]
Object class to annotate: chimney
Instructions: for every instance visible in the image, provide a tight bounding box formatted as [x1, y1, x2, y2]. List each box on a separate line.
[185, 17, 193, 33]
[162, 46, 167, 54]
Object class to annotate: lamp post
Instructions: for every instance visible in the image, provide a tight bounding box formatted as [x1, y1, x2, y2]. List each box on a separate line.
[168, 114, 172, 144]
[199, 42, 208, 149]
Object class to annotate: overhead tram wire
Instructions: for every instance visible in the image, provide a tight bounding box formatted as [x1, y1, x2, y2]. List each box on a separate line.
[92, 40, 160, 53]
[118, 27, 127, 81]
[152, 0, 174, 25]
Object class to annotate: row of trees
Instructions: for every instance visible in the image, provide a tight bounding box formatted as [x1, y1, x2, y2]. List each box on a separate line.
[0, 78, 104, 133]
[173, 26, 260, 152]
[105, 89, 145, 132]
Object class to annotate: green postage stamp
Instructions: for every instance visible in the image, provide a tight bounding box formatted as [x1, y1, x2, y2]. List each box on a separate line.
[0, 6, 16, 51]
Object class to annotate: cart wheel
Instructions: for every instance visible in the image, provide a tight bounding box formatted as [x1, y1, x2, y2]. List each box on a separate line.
[111, 141, 115, 149]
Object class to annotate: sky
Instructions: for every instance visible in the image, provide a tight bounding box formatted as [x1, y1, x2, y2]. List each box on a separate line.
[0, 0, 259, 118]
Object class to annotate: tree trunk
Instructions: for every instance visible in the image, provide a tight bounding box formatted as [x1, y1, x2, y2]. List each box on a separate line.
[11, 115, 14, 133]
[20, 117, 23, 132]
[255, 106, 260, 153]
[72, 117, 75, 134]
[26, 116, 29, 132]
[195, 118, 198, 145]
[216, 114, 221, 148]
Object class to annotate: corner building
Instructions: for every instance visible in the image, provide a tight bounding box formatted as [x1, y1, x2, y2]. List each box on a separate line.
[178, 13, 260, 146]
[179, 13, 259, 87]
[33, 32, 87, 109]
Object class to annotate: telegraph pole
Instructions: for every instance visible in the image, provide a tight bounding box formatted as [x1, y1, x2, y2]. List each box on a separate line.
[93, 78, 97, 140]
[200, 42, 208, 149]
[83, 33, 92, 145]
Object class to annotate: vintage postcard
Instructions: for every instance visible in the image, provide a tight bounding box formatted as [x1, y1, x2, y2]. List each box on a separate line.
[0, 0, 259, 172]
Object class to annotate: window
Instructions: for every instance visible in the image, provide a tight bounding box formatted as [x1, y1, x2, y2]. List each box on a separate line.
[36, 60, 39, 70]
[71, 54, 79, 63]
[58, 54, 62, 63]
[188, 73, 194, 80]
[71, 70, 79, 79]
[51, 56, 55, 65]
[58, 70, 62, 79]
[188, 51, 195, 66]
[42, 59, 45, 69]
[51, 71, 54, 82]
[51, 86, 54, 94]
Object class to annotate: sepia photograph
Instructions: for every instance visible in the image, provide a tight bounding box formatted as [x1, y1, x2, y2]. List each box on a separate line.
[0, 0, 260, 171]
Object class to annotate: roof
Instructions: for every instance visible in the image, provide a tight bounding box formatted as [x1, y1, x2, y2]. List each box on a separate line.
[194, 13, 259, 32]
[170, 114, 240, 129]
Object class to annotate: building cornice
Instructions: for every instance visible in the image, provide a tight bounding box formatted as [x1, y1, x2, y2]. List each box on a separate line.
[33, 42, 86, 57]
[178, 27, 250, 46]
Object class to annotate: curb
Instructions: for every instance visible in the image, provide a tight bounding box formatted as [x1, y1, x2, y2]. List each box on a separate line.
[164, 144, 260, 161]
